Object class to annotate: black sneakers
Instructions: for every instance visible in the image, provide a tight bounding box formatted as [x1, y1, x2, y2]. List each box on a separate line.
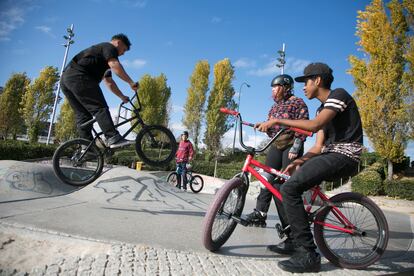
[278, 247, 321, 273]
[108, 137, 135, 149]
[267, 238, 297, 255]
[245, 209, 267, 227]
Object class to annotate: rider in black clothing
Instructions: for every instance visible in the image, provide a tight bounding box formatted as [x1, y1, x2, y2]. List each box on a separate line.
[256, 63, 363, 273]
[61, 34, 138, 148]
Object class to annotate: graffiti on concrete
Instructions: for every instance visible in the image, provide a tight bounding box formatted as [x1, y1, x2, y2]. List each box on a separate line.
[94, 175, 208, 210]
[1, 164, 53, 194]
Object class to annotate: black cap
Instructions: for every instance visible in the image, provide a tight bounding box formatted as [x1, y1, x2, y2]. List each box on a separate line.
[182, 131, 189, 136]
[295, 62, 333, 82]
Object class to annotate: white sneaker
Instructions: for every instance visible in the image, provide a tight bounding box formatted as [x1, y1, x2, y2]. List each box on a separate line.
[109, 138, 135, 149]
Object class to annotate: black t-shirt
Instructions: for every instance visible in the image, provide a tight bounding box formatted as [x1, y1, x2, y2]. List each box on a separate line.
[69, 42, 118, 82]
[317, 88, 363, 146]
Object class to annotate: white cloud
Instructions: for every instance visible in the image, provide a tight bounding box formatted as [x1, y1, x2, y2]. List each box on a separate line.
[0, 7, 25, 41]
[172, 104, 184, 113]
[234, 58, 256, 69]
[35, 25, 55, 37]
[211, 17, 222, 24]
[122, 58, 147, 69]
[248, 57, 310, 77]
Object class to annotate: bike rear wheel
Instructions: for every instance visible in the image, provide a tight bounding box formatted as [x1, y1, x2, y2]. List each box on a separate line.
[135, 125, 177, 167]
[166, 172, 179, 187]
[190, 175, 204, 193]
[202, 178, 246, 251]
[314, 192, 389, 269]
[52, 138, 104, 186]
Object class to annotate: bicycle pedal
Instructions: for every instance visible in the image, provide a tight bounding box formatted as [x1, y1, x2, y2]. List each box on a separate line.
[232, 216, 249, 226]
[275, 223, 286, 239]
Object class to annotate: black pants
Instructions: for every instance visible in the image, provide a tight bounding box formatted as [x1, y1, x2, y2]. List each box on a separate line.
[280, 152, 359, 250]
[61, 69, 119, 141]
[256, 145, 303, 232]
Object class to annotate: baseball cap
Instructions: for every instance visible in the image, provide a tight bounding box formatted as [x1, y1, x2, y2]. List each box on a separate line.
[295, 62, 333, 82]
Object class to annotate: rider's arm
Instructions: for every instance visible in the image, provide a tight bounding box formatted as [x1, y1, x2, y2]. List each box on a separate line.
[107, 58, 137, 90]
[103, 75, 129, 103]
[258, 108, 336, 133]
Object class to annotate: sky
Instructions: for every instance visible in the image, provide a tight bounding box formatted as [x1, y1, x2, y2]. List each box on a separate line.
[0, 0, 413, 161]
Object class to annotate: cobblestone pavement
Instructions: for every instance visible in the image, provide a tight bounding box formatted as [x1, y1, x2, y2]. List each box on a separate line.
[1, 222, 414, 276]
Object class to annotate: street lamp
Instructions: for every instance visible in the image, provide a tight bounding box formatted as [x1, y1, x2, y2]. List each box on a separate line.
[46, 24, 75, 145]
[232, 82, 250, 153]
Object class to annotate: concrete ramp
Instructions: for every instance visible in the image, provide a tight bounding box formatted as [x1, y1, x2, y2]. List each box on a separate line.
[70, 166, 210, 211]
[0, 160, 80, 203]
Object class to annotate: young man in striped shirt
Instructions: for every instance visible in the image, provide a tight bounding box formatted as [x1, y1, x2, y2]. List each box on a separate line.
[256, 62, 363, 273]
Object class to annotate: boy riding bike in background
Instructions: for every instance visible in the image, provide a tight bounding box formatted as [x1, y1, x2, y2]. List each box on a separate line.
[175, 131, 194, 191]
[256, 62, 363, 273]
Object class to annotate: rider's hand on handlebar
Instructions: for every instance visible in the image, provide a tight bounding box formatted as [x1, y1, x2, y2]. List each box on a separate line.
[129, 81, 139, 91]
[254, 119, 277, 132]
[120, 95, 130, 104]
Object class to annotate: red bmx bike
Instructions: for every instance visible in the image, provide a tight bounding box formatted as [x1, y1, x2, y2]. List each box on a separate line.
[202, 108, 389, 269]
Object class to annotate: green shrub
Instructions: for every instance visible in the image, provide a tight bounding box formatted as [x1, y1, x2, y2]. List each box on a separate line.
[366, 162, 385, 179]
[0, 140, 57, 160]
[351, 170, 383, 196]
[360, 152, 382, 167]
[383, 179, 414, 201]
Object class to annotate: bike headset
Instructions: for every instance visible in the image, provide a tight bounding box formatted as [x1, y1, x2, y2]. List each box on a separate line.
[270, 74, 294, 92]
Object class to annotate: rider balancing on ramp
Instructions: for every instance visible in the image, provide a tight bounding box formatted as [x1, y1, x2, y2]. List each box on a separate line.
[255, 62, 363, 273]
[61, 33, 138, 148]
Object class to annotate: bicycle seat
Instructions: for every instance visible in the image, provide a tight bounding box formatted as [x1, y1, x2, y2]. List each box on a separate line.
[80, 118, 97, 128]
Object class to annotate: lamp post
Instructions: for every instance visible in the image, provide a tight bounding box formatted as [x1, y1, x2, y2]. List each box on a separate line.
[232, 82, 250, 153]
[276, 43, 286, 74]
[46, 24, 75, 145]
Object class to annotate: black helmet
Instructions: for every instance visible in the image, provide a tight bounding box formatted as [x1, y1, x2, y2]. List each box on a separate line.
[270, 74, 294, 91]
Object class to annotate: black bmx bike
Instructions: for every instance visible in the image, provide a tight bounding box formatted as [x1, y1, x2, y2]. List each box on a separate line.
[166, 164, 204, 193]
[52, 89, 177, 186]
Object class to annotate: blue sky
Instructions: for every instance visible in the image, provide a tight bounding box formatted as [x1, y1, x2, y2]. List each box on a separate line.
[0, 0, 413, 161]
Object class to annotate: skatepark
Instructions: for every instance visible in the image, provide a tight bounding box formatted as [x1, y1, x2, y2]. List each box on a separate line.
[0, 160, 413, 275]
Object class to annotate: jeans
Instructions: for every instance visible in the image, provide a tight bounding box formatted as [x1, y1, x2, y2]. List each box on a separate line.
[61, 69, 120, 141]
[176, 162, 188, 189]
[279, 152, 359, 250]
[256, 145, 303, 235]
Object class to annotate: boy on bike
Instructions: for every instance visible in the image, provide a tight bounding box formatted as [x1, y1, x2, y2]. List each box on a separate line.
[175, 131, 194, 191]
[256, 62, 363, 273]
[61, 33, 138, 148]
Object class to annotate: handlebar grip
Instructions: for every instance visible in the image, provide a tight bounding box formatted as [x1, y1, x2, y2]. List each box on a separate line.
[219, 107, 239, 116]
[289, 127, 313, 137]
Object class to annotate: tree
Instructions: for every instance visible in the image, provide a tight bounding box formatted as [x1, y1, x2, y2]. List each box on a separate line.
[183, 60, 210, 150]
[349, 0, 413, 180]
[133, 73, 171, 132]
[54, 98, 78, 142]
[0, 73, 30, 139]
[20, 66, 59, 143]
[204, 58, 236, 155]
[403, 0, 414, 139]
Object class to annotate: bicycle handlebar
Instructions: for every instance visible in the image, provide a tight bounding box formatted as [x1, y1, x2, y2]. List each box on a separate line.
[220, 107, 313, 153]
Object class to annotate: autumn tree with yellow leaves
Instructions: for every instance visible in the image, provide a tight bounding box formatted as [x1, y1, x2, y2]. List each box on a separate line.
[349, 0, 413, 179]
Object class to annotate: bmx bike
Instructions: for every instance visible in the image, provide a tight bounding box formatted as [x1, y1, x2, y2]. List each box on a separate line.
[166, 164, 204, 193]
[202, 108, 389, 269]
[52, 89, 177, 186]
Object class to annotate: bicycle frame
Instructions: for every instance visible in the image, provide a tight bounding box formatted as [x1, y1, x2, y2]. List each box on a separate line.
[80, 90, 147, 153]
[220, 108, 358, 235]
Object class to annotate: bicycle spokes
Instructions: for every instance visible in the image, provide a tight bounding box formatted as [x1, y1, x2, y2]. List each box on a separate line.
[318, 201, 382, 261]
[212, 189, 241, 240]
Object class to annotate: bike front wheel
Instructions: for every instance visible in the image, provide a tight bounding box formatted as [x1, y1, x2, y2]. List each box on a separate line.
[314, 192, 389, 269]
[135, 125, 177, 167]
[166, 171, 179, 188]
[202, 178, 246, 252]
[190, 175, 204, 193]
[52, 138, 104, 186]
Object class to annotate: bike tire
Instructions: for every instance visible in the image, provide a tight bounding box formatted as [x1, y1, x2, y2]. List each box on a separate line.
[202, 178, 246, 252]
[135, 125, 177, 167]
[314, 192, 389, 269]
[190, 175, 204, 193]
[166, 172, 179, 187]
[52, 138, 104, 186]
